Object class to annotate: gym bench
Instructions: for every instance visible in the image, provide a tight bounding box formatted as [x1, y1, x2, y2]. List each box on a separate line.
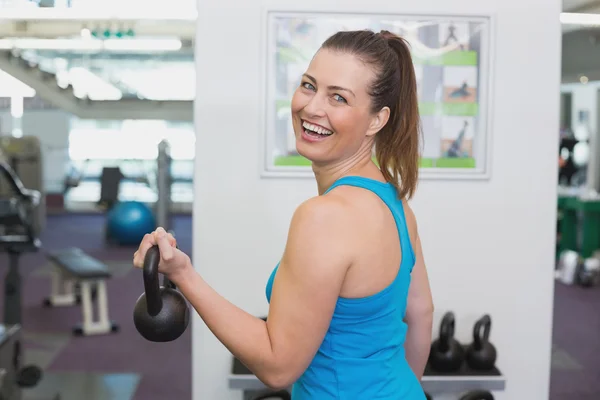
[43, 248, 119, 336]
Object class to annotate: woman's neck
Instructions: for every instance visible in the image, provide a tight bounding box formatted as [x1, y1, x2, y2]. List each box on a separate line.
[312, 152, 382, 195]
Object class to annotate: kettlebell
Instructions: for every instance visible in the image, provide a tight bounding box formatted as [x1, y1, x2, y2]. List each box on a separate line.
[459, 390, 494, 400]
[428, 311, 464, 373]
[465, 314, 496, 371]
[251, 390, 291, 400]
[133, 245, 190, 342]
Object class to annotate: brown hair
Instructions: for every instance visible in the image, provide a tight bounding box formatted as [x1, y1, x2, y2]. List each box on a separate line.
[321, 30, 421, 199]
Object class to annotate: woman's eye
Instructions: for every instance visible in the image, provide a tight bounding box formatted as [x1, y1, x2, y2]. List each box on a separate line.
[333, 94, 347, 103]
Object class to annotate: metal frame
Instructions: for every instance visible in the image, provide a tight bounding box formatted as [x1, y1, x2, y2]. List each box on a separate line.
[229, 373, 506, 397]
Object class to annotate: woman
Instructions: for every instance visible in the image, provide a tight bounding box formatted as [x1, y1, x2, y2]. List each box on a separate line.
[134, 29, 434, 399]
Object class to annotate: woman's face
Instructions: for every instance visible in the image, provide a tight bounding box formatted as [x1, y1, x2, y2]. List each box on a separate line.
[290, 49, 388, 166]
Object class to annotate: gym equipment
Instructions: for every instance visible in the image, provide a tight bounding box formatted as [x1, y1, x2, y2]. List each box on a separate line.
[465, 315, 497, 371]
[424, 392, 432, 400]
[459, 390, 494, 400]
[98, 166, 124, 210]
[0, 325, 33, 399]
[556, 194, 600, 259]
[0, 135, 45, 235]
[556, 250, 579, 285]
[0, 161, 41, 326]
[251, 390, 291, 400]
[106, 201, 156, 246]
[0, 162, 44, 392]
[576, 257, 600, 287]
[428, 312, 464, 373]
[103, 140, 173, 244]
[156, 139, 172, 232]
[133, 245, 189, 342]
[43, 248, 119, 336]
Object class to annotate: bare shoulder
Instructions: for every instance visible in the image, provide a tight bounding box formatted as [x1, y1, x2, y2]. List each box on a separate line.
[283, 194, 356, 270]
[290, 194, 354, 234]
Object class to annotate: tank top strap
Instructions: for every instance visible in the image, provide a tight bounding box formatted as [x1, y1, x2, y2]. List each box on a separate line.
[325, 176, 416, 272]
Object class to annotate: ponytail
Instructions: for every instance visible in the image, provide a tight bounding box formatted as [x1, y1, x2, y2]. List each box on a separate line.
[376, 32, 421, 200]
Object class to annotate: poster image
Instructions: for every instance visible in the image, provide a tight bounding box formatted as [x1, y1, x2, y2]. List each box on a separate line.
[261, 12, 492, 179]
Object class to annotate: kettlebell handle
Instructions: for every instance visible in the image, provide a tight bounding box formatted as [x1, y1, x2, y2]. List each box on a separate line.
[143, 246, 163, 316]
[473, 314, 491, 349]
[439, 312, 455, 352]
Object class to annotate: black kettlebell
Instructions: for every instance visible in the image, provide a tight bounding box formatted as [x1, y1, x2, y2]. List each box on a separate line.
[251, 390, 291, 400]
[459, 390, 494, 400]
[465, 314, 496, 371]
[428, 311, 464, 372]
[133, 245, 190, 342]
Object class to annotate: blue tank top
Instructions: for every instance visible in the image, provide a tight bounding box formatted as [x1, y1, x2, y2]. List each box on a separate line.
[265, 176, 426, 399]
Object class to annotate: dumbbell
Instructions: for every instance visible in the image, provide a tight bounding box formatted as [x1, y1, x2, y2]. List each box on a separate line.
[460, 390, 494, 400]
[424, 390, 494, 400]
[251, 389, 291, 400]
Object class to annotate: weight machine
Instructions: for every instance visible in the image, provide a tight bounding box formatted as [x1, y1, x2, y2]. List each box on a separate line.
[0, 160, 48, 397]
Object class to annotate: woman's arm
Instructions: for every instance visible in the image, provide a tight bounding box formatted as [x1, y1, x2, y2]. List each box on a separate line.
[403, 232, 434, 380]
[170, 196, 353, 389]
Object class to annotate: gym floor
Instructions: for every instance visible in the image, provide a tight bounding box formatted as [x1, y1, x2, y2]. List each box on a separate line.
[0, 213, 594, 400]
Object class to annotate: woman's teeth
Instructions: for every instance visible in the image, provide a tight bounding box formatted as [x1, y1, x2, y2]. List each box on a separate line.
[302, 121, 333, 136]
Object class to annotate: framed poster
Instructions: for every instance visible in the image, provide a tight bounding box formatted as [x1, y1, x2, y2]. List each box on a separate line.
[260, 11, 494, 180]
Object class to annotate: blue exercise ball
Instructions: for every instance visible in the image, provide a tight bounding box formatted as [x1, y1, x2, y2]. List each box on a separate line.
[106, 201, 156, 245]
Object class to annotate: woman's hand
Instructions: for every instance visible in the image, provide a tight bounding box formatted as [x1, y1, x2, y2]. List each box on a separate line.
[133, 227, 192, 280]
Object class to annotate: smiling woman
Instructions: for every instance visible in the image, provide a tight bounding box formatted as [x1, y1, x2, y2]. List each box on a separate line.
[292, 30, 421, 199]
[133, 29, 433, 400]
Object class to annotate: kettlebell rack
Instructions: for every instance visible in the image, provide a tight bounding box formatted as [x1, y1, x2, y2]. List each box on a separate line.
[228, 312, 506, 398]
[229, 356, 505, 398]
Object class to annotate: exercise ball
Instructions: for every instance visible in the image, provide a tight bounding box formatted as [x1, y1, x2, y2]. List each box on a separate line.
[106, 201, 156, 246]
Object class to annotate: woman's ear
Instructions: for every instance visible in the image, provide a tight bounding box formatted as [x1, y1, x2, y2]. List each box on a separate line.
[366, 106, 390, 137]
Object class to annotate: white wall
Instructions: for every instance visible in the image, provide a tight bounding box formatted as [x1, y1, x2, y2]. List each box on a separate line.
[561, 81, 599, 136]
[22, 110, 71, 193]
[0, 109, 71, 193]
[193, 1, 561, 400]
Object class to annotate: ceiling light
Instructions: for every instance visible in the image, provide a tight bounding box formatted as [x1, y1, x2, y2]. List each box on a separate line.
[560, 13, 600, 26]
[0, 8, 197, 21]
[0, 38, 183, 52]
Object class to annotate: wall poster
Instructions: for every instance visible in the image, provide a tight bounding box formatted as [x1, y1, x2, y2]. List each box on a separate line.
[260, 11, 493, 179]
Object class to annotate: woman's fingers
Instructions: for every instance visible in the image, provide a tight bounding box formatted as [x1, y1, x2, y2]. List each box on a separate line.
[154, 227, 174, 261]
[133, 233, 158, 268]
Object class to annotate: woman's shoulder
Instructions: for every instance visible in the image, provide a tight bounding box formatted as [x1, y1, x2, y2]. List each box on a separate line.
[292, 194, 355, 227]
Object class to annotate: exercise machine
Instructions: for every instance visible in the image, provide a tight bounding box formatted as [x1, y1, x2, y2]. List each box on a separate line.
[0, 136, 45, 235]
[0, 161, 41, 326]
[0, 160, 47, 396]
